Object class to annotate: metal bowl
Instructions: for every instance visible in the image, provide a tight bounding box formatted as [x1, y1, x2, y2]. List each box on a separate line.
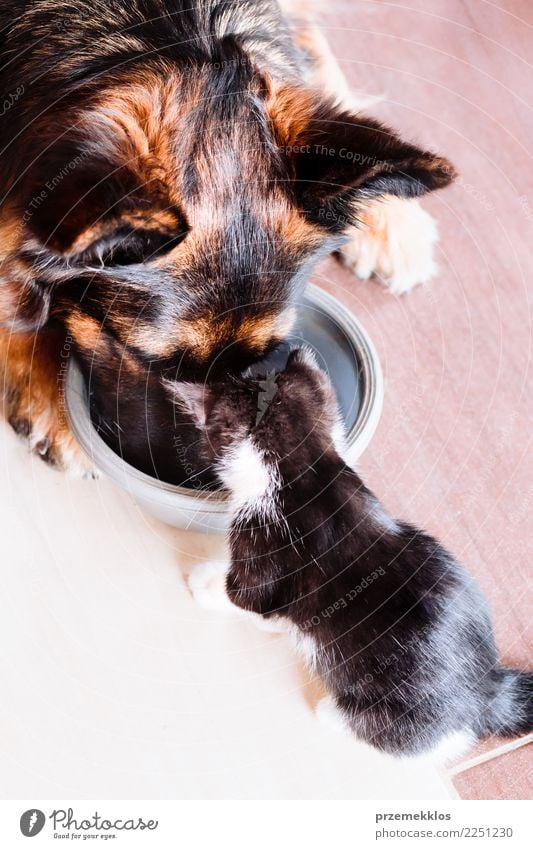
[66, 284, 383, 534]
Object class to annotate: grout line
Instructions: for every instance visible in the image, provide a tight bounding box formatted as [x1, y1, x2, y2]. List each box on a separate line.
[448, 733, 533, 778]
[438, 766, 461, 799]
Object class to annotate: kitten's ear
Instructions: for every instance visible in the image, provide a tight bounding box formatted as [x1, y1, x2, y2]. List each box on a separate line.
[269, 87, 456, 230]
[286, 346, 323, 374]
[163, 380, 214, 428]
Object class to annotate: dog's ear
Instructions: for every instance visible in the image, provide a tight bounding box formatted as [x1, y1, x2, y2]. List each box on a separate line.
[269, 88, 456, 230]
[164, 380, 216, 429]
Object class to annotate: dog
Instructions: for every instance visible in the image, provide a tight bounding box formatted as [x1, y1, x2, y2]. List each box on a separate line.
[0, 1, 455, 474]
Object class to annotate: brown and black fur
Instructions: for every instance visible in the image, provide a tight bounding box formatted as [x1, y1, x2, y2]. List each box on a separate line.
[0, 1, 455, 477]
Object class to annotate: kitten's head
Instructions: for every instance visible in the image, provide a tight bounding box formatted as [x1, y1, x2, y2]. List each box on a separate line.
[164, 348, 346, 483]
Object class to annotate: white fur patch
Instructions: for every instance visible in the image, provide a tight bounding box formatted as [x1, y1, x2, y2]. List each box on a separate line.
[314, 693, 475, 763]
[290, 627, 320, 673]
[294, 345, 321, 372]
[188, 560, 234, 613]
[315, 695, 475, 764]
[423, 729, 475, 765]
[216, 437, 280, 522]
[315, 694, 351, 735]
[188, 560, 289, 632]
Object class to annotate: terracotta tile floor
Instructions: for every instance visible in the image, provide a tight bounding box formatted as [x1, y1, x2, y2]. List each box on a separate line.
[316, 0, 533, 799]
[453, 743, 533, 800]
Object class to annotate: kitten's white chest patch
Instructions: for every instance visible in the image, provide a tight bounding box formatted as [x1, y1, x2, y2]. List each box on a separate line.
[217, 437, 280, 521]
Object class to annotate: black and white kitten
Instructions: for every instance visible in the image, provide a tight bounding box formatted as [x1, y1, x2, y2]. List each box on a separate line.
[166, 349, 533, 759]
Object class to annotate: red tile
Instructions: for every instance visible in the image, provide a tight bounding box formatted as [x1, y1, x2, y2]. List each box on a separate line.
[454, 745, 533, 800]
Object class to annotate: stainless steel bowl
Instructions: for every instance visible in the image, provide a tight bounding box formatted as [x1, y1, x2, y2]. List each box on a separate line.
[66, 284, 383, 534]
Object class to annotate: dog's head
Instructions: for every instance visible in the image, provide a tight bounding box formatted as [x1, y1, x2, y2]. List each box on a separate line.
[1, 41, 455, 376]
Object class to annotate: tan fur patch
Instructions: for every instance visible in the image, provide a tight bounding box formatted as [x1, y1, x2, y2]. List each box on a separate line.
[67, 210, 181, 256]
[0, 328, 54, 390]
[65, 313, 107, 356]
[266, 81, 315, 151]
[272, 207, 322, 250]
[0, 206, 24, 261]
[0, 326, 89, 471]
[0, 206, 28, 322]
[131, 310, 295, 362]
[129, 316, 229, 361]
[235, 312, 292, 351]
[84, 69, 197, 201]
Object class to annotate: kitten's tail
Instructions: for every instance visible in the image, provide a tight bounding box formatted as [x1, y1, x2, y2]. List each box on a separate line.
[478, 667, 533, 738]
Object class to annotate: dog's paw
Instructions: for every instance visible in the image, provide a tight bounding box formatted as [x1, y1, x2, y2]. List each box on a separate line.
[1, 331, 96, 477]
[188, 561, 234, 612]
[5, 381, 95, 477]
[339, 197, 438, 295]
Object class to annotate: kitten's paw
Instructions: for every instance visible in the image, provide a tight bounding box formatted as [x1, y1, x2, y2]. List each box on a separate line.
[188, 563, 289, 631]
[339, 197, 438, 295]
[188, 561, 235, 613]
[315, 695, 351, 735]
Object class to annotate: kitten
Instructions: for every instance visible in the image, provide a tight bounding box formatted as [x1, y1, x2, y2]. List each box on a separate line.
[165, 349, 533, 758]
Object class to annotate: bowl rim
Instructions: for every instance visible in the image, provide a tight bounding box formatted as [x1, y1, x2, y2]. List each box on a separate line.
[65, 284, 383, 514]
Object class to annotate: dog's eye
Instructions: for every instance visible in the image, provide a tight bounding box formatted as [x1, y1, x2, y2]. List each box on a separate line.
[80, 227, 188, 266]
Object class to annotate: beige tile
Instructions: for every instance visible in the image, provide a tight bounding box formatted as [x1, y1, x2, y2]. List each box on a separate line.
[0, 424, 451, 799]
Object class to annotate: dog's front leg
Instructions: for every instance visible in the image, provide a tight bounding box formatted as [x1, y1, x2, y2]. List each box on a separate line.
[0, 326, 93, 474]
